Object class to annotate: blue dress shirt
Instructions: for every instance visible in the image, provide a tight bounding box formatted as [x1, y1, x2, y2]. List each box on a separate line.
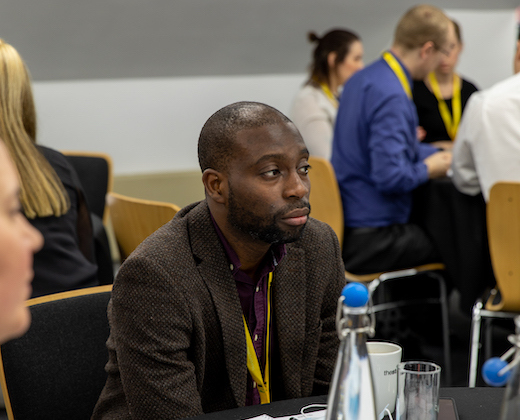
[331, 52, 437, 228]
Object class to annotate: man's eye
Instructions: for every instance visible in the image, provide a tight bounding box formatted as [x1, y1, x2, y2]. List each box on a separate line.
[299, 165, 310, 175]
[264, 169, 280, 177]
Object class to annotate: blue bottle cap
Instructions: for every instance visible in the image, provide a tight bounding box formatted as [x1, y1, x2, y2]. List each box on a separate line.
[482, 357, 511, 387]
[342, 283, 369, 307]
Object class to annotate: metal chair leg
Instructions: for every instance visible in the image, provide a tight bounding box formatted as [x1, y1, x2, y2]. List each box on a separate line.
[469, 300, 483, 387]
[370, 270, 452, 385]
[435, 272, 452, 386]
[484, 318, 493, 362]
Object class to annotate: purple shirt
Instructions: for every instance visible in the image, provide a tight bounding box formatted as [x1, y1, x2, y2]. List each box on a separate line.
[211, 215, 286, 405]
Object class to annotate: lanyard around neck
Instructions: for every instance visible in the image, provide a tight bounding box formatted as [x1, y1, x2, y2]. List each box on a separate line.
[320, 83, 339, 108]
[382, 51, 412, 99]
[428, 72, 461, 140]
[242, 271, 273, 404]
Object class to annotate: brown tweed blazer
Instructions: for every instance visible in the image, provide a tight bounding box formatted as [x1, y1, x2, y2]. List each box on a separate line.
[92, 200, 345, 420]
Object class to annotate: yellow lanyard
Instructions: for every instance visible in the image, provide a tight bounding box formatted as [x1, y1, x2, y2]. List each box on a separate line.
[382, 51, 412, 99]
[428, 72, 461, 140]
[242, 272, 273, 404]
[320, 83, 339, 108]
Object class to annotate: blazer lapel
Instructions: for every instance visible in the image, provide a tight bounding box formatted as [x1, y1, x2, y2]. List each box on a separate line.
[189, 203, 248, 407]
[272, 245, 306, 398]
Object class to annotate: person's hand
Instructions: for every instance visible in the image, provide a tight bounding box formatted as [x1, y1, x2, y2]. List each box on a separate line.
[417, 126, 427, 142]
[424, 151, 452, 179]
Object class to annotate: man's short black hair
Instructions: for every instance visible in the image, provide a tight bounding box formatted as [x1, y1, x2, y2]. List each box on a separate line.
[198, 101, 292, 174]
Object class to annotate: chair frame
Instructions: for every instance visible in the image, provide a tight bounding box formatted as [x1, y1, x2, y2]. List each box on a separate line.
[0, 285, 112, 420]
[61, 150, 115, 284]
[468, 181, 520, 387]
[468, 298, 517, 387]
[61, 150, 114, 225]
[308, 156, 452, 384]
[346, 263, 451, 386]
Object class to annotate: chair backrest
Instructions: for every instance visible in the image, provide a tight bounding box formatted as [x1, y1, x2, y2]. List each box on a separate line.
[108, 192, 181, 260]
[307, 156, 344, 245]
[62, 151, 114, 225]
[486, 182, 520, 312]
[0, 285, 112, 420]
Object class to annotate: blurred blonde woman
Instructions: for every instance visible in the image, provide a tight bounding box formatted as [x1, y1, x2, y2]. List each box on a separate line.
[290, 28, 363, 159]
[0, 140, 42, 343]
[0, 40, 99, 297]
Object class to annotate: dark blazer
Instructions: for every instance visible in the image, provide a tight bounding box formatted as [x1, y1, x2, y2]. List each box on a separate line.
[92, 200, 345, 419]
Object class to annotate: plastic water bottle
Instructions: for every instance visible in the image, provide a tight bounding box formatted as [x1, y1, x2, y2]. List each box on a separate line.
[325, 282, 377, 420]
[482, 315, 520, 420]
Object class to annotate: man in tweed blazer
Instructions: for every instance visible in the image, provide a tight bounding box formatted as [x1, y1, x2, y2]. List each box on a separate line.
[92, 102, 345, 419]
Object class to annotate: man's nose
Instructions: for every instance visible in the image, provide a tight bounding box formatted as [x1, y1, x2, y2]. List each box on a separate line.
[284, 170, 309, 199]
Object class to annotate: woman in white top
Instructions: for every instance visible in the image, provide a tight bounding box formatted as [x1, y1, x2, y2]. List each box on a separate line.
[290, 29, 364, 159]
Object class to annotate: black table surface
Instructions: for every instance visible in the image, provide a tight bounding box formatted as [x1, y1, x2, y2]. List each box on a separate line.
[183, 387, 504, 420]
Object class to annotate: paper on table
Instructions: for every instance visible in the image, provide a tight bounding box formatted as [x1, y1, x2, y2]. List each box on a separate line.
[244, 408, 326, 420]
[273, 409, 326, 420]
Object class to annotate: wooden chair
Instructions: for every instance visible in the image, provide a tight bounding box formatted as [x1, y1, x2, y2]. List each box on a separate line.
[0, 285, 112, 420]
[308, 156, 451, 384]
[108, 192, 181, 261]
[307, 156, 343, 242]
[468, 182, 520, 387]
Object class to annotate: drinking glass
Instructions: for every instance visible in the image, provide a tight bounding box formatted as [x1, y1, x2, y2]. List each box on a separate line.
[396, 361, 441, 420]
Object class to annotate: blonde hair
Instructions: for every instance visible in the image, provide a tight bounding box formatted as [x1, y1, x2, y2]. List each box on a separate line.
[394, 4, 451, 52]
[0, 40, 69, 218]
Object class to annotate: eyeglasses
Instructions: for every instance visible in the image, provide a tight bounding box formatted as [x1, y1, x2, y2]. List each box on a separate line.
[439, 47, 451, 57]
[434, 42, 456, 57]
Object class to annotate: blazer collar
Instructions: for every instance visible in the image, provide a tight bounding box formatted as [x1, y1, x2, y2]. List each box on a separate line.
[272, 244, 306, 397]
[189, 201, 248, 406]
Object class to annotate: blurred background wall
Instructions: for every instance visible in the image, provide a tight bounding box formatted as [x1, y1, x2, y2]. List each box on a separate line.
[0, 1, 517, 191]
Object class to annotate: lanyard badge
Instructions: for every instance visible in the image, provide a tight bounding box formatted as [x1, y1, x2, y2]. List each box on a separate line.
[243, 272, 273, 404]
[382, 51, 412, 99]
[320, 83, 339, 108]
[428, 72, 461, 140]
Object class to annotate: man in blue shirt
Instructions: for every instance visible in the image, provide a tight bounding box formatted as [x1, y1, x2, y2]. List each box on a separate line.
[332, 5, 454, 274]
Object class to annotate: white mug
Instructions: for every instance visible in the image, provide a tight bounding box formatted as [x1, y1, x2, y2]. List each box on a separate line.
[367, 341, 403, 418]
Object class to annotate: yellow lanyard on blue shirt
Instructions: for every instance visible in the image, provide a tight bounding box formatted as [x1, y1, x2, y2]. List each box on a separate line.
[382, 51, 412, 99]
[242, 272, 273, 404]
[428, 72, 461, 140]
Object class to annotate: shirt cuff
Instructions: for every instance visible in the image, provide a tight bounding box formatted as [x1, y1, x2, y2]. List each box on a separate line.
[417, 142, 437, 161]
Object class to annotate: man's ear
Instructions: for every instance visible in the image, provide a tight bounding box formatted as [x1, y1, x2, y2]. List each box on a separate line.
[202, 168, 227, 204]
[420, 41, 435, 59]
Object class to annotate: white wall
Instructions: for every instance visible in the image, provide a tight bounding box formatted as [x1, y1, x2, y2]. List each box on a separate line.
[34, 74, 306, 175]
[448, 10, 517, 88]
[33, 9, 516, 176]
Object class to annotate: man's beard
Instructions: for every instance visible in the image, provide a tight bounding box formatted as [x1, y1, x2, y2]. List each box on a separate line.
[227, 187, 310, 245]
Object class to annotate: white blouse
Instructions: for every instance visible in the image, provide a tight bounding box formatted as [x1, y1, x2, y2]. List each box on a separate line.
[289, 84, 337, 160]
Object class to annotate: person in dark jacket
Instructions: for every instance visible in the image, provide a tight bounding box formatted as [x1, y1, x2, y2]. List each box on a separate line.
[92, 102, 346, 419]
